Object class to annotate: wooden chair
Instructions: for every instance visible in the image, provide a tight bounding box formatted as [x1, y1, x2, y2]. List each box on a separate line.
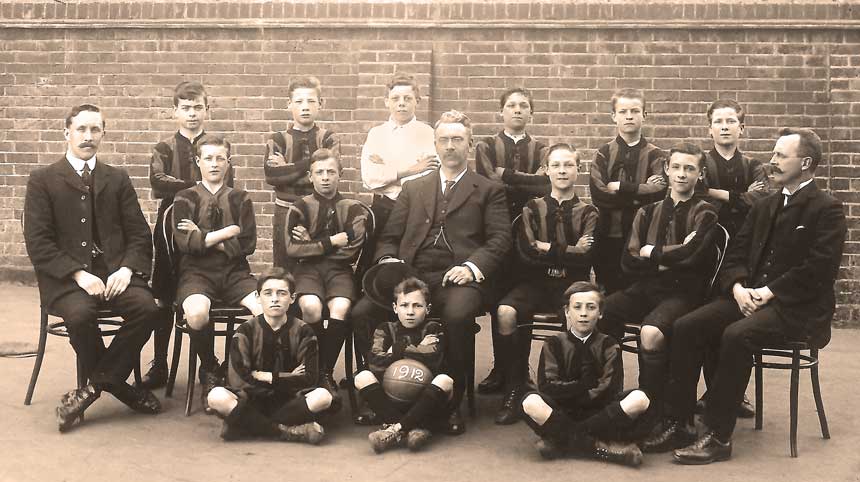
[753, 341, 830, 457]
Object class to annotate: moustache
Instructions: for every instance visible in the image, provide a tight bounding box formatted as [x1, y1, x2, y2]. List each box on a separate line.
[78, 143, 96, 149]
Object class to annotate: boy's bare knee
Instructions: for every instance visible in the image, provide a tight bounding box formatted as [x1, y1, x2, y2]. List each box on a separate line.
[354, 370, 378, 390]
[496, 305, 518, 335]
[305, 387, 333, 413]
[640, 326, 665, 351]
[522, 393, 551, 424]
[621, 389, 650, 416]
[431, 374, 454, 393]
[183, 295, 211, 330]
[328, 297, 352, 319]
[240, 292, 262, 316]
[299, 296, 323, 322]
[207, 387, 237, 416]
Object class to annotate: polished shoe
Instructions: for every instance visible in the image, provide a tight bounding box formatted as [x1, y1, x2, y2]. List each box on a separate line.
[737, 395, 755, 419]
[199, 365, 222, 415]
[353, 408, 381, 426]
[535, 438, 563, 460]
[136, 360, 168, 390]
[320, 372, 343, 413]
[478, 367, 504, 394]
[111, 383, 162, 414]
[368, 424, 403, 453]
[445, 409, 467, 435]
[406, 428, 432, 451]
[279, 422, 325, 445]
[593, 440, 643, 467]
[494, 388, 522, 425]
[639, 419, 695, 453]
[673, 431, 732, 465]
[56, 385, 101, 433]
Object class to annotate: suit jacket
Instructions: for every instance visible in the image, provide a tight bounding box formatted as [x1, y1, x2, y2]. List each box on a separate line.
[375, 169, 512, 293]
[718, 181, 846, 347]
[24, 157, 153, 307]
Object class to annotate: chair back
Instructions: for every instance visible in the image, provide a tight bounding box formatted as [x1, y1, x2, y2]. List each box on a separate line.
[350, 200, 376, 279]
[162, 203, 177, 267]
[706, 223, 730, 298]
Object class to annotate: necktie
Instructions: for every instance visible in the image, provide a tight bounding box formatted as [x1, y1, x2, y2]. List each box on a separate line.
[81, 164, 92, 189]
[444, 180, 455, 200]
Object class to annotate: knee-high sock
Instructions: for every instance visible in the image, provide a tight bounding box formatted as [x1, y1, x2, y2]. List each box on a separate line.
[322, 318, 349, 373]
[519, 325, 533, 382]
[189, 325, 217, 371]
[400, 384, 447, 432]
[576, 401, 633, 440]
[500, 333, 524, 390]
[638, 349, 668, 413]
[225, 401, 280, 438]
[270, 395, 317, 427]
[359, 383, 403, 424]
[152, 308, 173, 363]
[490, 311, 502, 374]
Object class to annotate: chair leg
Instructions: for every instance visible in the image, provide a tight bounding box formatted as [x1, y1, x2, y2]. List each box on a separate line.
[224, 319, 236, 368]
[165, 325, 184, 398]
[754, 352, 763, 431]
[809, 348, 830, 440]
[344, 331, 358, 418]
[789, 348, 800, 458]
[24, 309, 50, 405]
[185, 344, 197, 417]
[467, 328, 476, 418]
[133, 360, 142, 386]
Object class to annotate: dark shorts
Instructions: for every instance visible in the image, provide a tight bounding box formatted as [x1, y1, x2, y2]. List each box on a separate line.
[176, 262, 257, 307]
[499, 277, 579, 320]
[295, 258, 356, 302]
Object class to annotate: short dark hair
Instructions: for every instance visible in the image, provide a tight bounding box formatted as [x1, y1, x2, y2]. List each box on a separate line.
[706, 99, 745, 125]
[499, 87, 535, 112]
[668, 142, 707, 169]
[610, 88, 647, 113]
[288, 76, 322, 99]
[65, 104, 104, 129]
[544, 143, 579, 166]
[562, 281, 605, 310]
[196, 134, 231, 158]
[256, 267, 297, 294]
[173, 81, 208, 107]
[778, 127, 823, 171]
[386, 73, 420, 99]
[393, 277, 431, 306]
[309, 148, 340, 171]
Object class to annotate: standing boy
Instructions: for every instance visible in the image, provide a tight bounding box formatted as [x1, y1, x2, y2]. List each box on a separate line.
[355, 277, 454, 453]
[264, 76, 340, 269]
[474, 87, 549, 395]
[145, 81, 230, 389]
[521, 282, 648, 466]
[173, 135, 262, 411]
[206, 268, 332, 444]
[360, 73, 437, 238]
[284, 149, 370, 410]
[598, 143, 718, 427]
[492, 143, 598, 424]
[589, 88, 667, 294]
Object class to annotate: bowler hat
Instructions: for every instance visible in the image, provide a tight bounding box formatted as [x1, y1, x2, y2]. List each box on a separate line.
[361, 262, 420, 311]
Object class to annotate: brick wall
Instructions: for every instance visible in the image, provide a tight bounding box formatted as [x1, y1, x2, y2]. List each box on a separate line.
[1, 0, 858, 326]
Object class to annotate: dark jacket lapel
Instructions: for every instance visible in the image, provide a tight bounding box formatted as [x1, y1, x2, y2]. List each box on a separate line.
[445, 170, 477, 214]
[416, 171, 440, 220]
[57, 157, 89, 194]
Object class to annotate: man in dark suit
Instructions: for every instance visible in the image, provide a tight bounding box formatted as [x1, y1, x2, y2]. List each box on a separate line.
[640, 128, 846, 463]
[351, 110, 512, 433]
[24, 104, 162, 432]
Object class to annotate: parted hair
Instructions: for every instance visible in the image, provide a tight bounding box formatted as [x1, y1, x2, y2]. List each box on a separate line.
[65, 104, 103, 129]
[256, 267, 297, 294]
[562, 281, 605, 310]
[195, 134, 231, 158]
[288, 76, 322, 99]
[779, 127, 823, 171]
[173, 81, 207, 107]
[610, 88, 647, 113]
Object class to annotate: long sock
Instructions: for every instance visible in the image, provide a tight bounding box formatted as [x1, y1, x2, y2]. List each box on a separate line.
[490, 311, 502, 376]
[495, 332, 513, 388]
[359, 383, 404, 424]
[226, 401, 279, 437]
[577, 401, 633, 440]
[537, 409, 574, 446]
[271, 395, 316, 427]
[153, 308, 173, 363]
[638, 349, 668, 416]
[189, 325, 217, 371]
[519, 325, 533, 383]
[400, 384, 446, 432]
[322, 318, 349, 373]
[501, 332, 524, 391]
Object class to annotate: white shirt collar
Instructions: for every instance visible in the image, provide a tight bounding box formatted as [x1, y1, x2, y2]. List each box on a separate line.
[387, 116, 417, 131]
[782, 178, 814, 204]
[570, 330, 592, 343]
[504, 131, 527, 144]
[67, 152, 96, 175]
[441, 168, 468, 192]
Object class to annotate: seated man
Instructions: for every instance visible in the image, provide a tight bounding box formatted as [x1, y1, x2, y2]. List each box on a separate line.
[351, 110, 512, 434]
[598, 143, 718, 423]
[284, 148, 370, 410]
[24, 104, 161, 431]
[172, 134, 262, 411]
[644, 128, 847, 464]
[521, 282, 649, 467]
[207, 268, 332, 444]
[493, 143, 598, 424]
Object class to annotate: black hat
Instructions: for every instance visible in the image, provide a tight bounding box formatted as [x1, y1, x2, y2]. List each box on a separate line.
[361, 262, 420, 311]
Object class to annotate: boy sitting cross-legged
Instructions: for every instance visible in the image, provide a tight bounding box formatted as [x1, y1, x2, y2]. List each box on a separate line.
[354, 276, 454, 453]
[172, 134, 263, 412]
[206, 268, 332, 444]
[521, 282, 649, 467]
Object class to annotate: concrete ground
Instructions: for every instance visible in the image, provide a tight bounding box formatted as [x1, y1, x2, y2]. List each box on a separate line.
[0, 283, 858, 482]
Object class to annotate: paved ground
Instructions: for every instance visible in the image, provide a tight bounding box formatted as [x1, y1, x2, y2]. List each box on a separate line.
[1, 283, 858, 482]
